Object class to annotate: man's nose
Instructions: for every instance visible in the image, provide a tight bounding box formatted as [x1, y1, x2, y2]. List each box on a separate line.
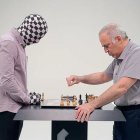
[104, 47, 109, 53]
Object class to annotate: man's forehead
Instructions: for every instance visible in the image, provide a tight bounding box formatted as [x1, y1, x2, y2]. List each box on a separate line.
[99, 32, 111, 43]
[100, 31, 109, 37]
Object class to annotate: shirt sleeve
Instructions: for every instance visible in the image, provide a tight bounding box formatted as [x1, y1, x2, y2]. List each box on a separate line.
[0, 41, 30, 104]
[104, 59, 116, 79]
[121, 49, 140, 80]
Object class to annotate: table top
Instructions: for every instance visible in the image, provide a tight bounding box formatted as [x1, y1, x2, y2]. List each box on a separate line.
[14, 103, 126, 121]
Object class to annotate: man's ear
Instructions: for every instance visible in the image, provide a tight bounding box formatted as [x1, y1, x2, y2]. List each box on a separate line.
[115, 36, 122, 42]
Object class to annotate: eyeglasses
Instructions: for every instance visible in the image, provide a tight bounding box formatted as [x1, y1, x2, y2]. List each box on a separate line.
[102, 43, 111, 49]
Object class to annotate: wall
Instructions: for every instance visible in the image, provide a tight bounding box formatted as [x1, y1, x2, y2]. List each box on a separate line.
[0, 0, 140, 139]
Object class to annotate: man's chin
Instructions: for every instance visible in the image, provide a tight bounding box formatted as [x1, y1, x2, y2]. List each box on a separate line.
[109, 54, 116, 58]
[112, 55, 117, 59]
[108, 53, 113, 57]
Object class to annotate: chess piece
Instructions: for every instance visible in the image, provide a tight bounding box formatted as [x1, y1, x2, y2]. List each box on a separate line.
[87, 95, 92, 103]
[85, 93, 88, 103]
[67, 100, 70, 106]
[73, 95, 77, 101]
[72, 100, 76, 106]
[87, 94, 98, 102]
[41, 92, 44, 101]
[60, 95, 64, 106]
[72, 96, 77, 106]
[66, 96, 70, 106]
[60, 98, 64, 106]
[78, 94, 83, 105]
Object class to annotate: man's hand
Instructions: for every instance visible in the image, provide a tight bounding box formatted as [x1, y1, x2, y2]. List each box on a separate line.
[75, 102, 95, 123]
[66, 75, 80, 86]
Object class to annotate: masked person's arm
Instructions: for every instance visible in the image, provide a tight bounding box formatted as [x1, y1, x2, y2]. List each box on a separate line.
[0, 41, 30, 104]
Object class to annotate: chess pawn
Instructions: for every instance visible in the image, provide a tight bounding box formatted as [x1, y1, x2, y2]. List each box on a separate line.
[72, 99, 77, 106]
[90, 94, 96, 101]
[72, 95, 77, 105]
[60, 99, 64, 106]
[87, 95, 92, 103]
[73, 95, 77, 100]
[67, 100, 70, 106]
[41, 93, 44, 101]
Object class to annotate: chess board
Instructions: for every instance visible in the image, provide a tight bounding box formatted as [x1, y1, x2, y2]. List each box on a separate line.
[40, 99, 77, 109]
[40, 94, 98, 109]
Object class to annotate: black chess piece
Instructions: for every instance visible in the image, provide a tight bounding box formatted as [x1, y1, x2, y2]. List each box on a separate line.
[78, 94, 83, 105]
[85, 93, 88, 103]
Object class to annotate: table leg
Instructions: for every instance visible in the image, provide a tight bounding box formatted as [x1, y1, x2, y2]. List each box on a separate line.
[51, 121, 88, 140]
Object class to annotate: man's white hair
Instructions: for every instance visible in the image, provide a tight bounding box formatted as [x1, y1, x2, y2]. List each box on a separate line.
[99, 23, 128, 42]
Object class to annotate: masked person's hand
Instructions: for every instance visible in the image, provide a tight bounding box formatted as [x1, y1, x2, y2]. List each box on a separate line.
[29, 92, 41, 105]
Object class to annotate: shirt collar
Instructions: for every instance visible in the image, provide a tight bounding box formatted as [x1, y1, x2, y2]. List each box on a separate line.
[117, 40, 133, 61]
[10, 28, 26, 47]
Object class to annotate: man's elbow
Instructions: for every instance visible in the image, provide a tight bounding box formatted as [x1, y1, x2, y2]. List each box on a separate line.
[119, 87, 128, 96]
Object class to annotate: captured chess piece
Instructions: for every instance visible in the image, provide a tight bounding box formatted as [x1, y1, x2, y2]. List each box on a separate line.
[78, 94, 83, 105]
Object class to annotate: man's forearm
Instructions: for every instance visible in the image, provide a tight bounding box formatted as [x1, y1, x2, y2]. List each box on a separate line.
[2, 76, 30, 104]
[92, 84, 126, 109]
[91, 77, 136, 109]
[79, 72, 111, 85]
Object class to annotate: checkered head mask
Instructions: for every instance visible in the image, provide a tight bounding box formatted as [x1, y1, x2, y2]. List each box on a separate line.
[17, 14, 48, 46]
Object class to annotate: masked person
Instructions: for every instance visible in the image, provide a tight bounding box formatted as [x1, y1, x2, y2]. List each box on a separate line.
[0, 14, 48, 140]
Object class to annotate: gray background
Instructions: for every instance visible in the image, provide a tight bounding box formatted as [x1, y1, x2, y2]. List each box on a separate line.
[0, 0, 140, 139]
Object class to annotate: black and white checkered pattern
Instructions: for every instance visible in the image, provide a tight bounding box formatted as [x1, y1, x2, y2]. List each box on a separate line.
[29, 92, 41, 105]
[17, 14, 48, 46]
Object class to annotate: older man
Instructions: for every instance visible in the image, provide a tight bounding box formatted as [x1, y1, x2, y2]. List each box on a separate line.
[66, 24, 140, 140]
